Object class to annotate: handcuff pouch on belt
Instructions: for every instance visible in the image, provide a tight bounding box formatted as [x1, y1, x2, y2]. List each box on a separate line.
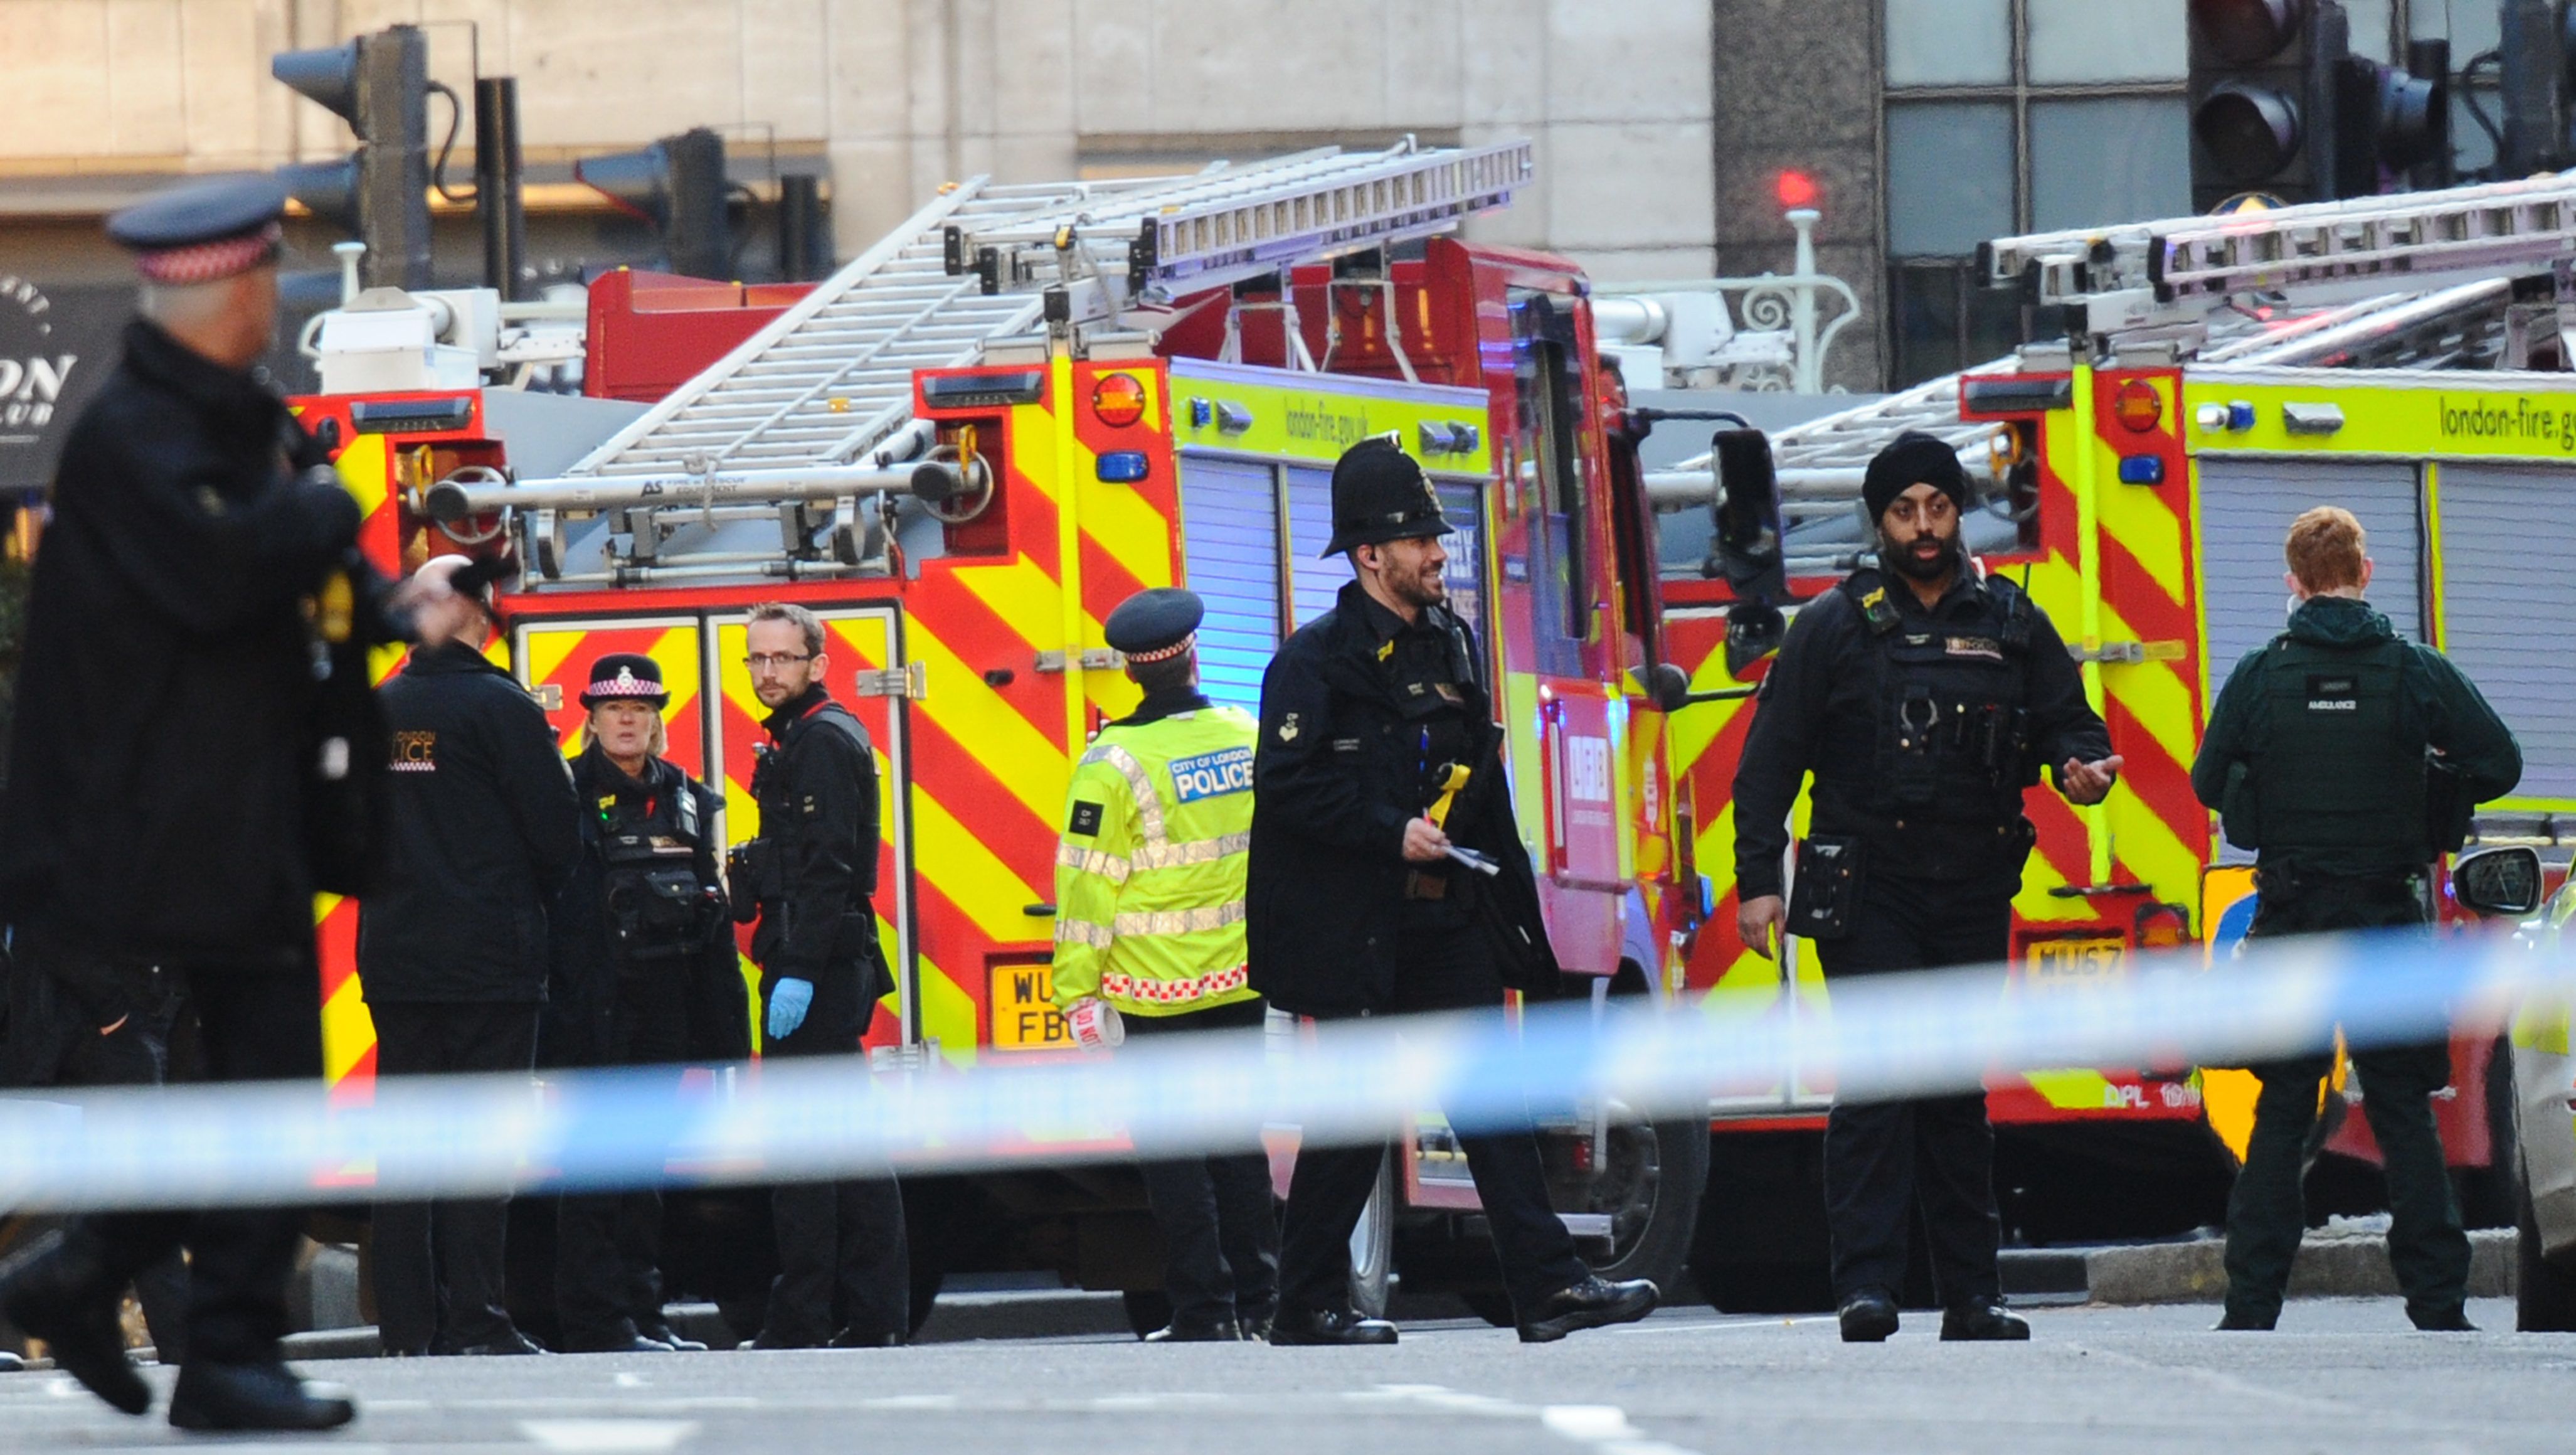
[1788, 834, 1866, 940]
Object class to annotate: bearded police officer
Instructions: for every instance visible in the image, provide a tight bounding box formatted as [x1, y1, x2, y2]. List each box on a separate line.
[1733, 430, 2122, 1345]
[548, 653, 747, 1353]
[1053, 589, 1278, 1343]
[733, 602, 909, 1348]
[0, 174, 416, 1431]
[2193, 506, 2520, 1333]
[1249, 437, 1658, 1347]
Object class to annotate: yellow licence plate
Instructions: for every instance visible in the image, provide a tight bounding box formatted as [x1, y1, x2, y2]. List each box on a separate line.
[989, 962, 1076, 1051]
[2026, 935, 2126, 990]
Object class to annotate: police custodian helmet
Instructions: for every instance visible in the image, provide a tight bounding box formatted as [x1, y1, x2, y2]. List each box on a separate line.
[581, 652, 671, 710]
[1104, 587, 1204, 664]
[1320, 437, 1449, 557]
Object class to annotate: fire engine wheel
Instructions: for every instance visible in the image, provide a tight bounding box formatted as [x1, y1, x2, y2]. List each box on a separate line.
[2516, 1168, 2576, 1331]
[1580, 1109, 1708, 1295]
[1349, 1148, 1395, 1321]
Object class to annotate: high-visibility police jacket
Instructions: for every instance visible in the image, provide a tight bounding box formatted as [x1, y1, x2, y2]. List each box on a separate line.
[1052, 690, 1260, 1018]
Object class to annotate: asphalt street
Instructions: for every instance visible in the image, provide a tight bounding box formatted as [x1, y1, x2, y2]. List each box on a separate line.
[2, 1298, 2567, 1454]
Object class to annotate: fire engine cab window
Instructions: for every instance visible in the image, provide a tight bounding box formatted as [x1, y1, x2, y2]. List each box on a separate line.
[1512, 296, 1588, 675]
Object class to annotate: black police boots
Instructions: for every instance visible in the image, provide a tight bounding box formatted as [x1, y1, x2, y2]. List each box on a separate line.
[1145, 1314, 1242, 1343]
[1517, 1276, 1660, 1343]
[1838, 1288, 1900, 1343]
[1939, 1301, 2031, 1341]
[167, 1361, 356, 1432]
[1267, 1307, 1398, 1346]
[0, 1229, 151, 1415]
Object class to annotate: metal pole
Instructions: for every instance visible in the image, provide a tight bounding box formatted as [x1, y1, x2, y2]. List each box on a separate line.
[474, 76, 527, 299]
[1787, 208, 1821, 393]
[778, 173, 824, 282]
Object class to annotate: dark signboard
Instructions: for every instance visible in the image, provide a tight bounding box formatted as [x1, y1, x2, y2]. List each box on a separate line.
[0, 277, 131, 494]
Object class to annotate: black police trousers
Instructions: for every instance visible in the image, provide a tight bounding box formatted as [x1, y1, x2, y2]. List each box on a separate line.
[1811, 873, 2010, 1308]
[37, 961, 321, 1366]
[2224, 877, 2469, 1325]
[1124, 998, 1280, 1329]
[370, 1001, 539, 1354]
[1277, 928, 1588, 1319]
[760, 993, 908, 1343]
[556, 971, 689, 1347]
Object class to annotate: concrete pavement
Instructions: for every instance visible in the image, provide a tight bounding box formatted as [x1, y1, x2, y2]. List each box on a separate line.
[2, 1298, 2566, 1454]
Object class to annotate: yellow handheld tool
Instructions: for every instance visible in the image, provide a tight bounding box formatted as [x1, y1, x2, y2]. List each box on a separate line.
[1426, 762, 1471, 829]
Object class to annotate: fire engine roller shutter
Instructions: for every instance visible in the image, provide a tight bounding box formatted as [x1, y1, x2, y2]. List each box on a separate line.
[2197, 458, 2425, 706]
[2430, 464, 2576, 801]
[1284, 464, 1345, 628]
[1177, 457, 1284, 713]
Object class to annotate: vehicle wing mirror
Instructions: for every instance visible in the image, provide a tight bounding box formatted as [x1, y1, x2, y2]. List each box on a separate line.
[1710, 428, 1787, 679]
[2454, 846, 2542, 919]
[1630, 661, 1692, 713]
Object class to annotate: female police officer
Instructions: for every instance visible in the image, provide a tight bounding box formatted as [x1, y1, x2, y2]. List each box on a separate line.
[546, 652, 746, 1353]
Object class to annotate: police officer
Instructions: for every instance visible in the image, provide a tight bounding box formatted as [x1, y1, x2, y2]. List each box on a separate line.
[1054, 588, 1278, 1343]
[1732, 430, 2121, 1344]
[1249, 437, 1658, 1346]
[548, 653, 747, 1352]
[733, 602, 909, 1348]
[0, 174, 414, 1431]
[361, 553, 583, 1358]
[2192, 506, 2521, 1333]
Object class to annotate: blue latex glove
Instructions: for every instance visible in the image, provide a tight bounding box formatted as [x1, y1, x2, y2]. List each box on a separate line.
[766, 978, 814, 1040]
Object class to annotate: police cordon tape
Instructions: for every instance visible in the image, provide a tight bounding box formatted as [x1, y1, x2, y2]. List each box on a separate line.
[0, 927, 2554, 1213]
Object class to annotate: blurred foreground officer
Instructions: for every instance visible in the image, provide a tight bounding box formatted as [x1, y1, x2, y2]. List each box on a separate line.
[1054, 589, 1278, 1343]
[361, 554, 581, 1357]
[1249, 439, 1658, 1346]
[1733, 431, 2121, 1344]
[548, 653, 746, 1353]
[0, 174, 395, 1431]
[733, 602, 909, 1348]
[2193, 507, 2521, 1333]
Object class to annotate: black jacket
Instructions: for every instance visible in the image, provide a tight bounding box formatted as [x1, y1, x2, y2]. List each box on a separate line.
[0, 319, 368, 964]
[358, 641, 581, 1004]
[1246, 580, 1557, 1017]
[1733, 567, 2111, 897]
[543, 743, 750, 1066]
[745, 686, 890, 1031]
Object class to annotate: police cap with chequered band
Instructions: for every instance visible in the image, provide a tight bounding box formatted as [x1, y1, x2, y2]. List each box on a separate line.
[1103, 588, 1204, 666]
[581, 652, 671, 710]
[1320, 436, 1450, 557]
[105, 174, 289, 285]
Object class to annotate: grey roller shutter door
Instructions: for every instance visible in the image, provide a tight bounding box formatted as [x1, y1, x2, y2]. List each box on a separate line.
[1284, 464, 1345, 627]
[2197, 459, 2424, 707]
[1177, 458, 1283, 714]
[2432, 464, 2575, 800]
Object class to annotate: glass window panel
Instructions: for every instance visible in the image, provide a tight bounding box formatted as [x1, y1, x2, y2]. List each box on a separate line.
[1886, 101, 2016, 256]
[1884, 0, 2012, 86]
[2451, 86, 2501, 176]
[2029, 97, 2192, 232]
[1890, 262, 1964, 387]
[2027, 0, 2186, 82]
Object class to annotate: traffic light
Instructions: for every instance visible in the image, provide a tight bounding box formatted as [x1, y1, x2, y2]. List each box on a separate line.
[576, 129, 733, 281]
[272, 25, 432, 290]
[2188, 1, 2443, 209]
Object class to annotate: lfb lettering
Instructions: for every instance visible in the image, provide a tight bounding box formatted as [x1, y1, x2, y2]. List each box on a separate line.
[1169, 747, 1254, 804]
[1565, 736, 1611, 803]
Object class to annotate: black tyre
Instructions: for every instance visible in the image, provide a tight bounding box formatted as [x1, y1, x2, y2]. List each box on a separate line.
[1349, 1149, 1394, 1321]
[1582, 1111, 1707, 1298]
[2519, 1168, 2576, 1331]
[1122, 1289, 1171, 1338]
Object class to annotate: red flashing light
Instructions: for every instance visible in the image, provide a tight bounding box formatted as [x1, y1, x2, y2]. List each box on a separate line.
[1091, 371, 1147, 428]
[2112, 378, 2165, 434]
[1774, 169, 1821, 211]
